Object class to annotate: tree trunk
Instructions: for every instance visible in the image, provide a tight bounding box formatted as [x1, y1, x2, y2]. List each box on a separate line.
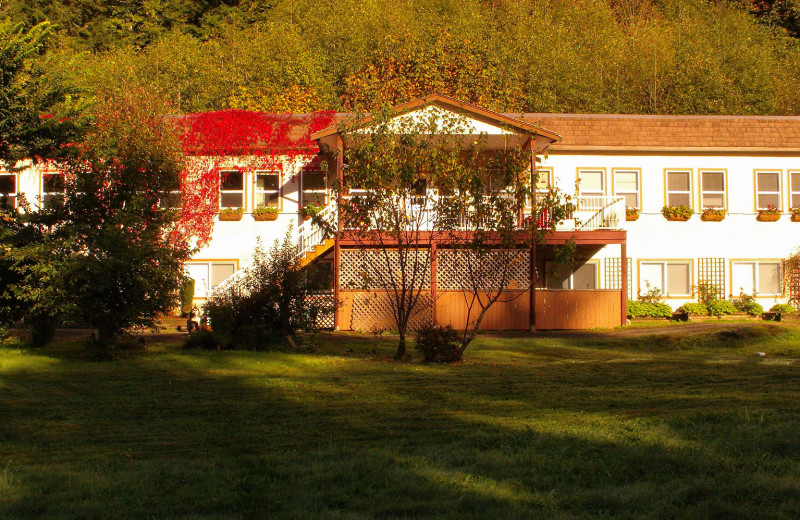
[396, 332, 406, 359]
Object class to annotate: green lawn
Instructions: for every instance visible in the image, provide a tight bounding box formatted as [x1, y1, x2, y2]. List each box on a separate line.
[1, 323, 800, 519]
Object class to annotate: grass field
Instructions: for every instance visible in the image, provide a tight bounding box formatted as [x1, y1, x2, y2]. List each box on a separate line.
[1, 322, 800, 519]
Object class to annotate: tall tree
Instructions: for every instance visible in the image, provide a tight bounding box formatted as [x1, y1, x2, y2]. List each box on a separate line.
[2, 88, 191, 356]
[0, 21, 88, 166]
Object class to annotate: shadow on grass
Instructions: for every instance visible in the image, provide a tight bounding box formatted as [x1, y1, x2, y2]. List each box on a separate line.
[1, 330, 799, 519]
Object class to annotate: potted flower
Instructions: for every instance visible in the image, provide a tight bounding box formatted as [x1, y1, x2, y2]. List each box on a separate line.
[301, 203, 324, 221]
[661, 204, 693, 221]
[253, 206, 279, 221]
[791, 206, 800, 222]
[701, 207, 725, 222]
[625, 207, 640, 221]
[219, 207, 243, 221]
[757, 204, 781, 222]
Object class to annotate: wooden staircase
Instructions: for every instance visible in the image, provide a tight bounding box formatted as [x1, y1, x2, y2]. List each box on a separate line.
[298, 237, 334, 268]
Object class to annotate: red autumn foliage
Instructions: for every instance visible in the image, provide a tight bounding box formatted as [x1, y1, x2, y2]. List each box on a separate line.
[172, 109, 334, 247]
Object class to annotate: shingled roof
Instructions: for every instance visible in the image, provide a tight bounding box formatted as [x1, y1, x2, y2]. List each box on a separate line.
[509, 113, 800, 152]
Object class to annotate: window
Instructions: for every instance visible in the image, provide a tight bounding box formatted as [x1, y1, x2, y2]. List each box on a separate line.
[700, 170, 726, 209]
[577, 169, 604, 197]
[41, 171, 64, 208]
[532, 167, 552, 204]
[731, 261, 781, 296]
[613, 169, 640, 209]
[0, 172, 17, 209]
[184, 261, 237, 298]
[254, 171, 280, 209]
[220, 171, 244, 209]
[665, 170, 692, 207]
[545, 262, 597, 290]
[791, 171, 800, 209]
[639, 261, 691, 297]
[159, 190, 181, 209]
[755, 171, 782, 211]
[301, 171, 327, 207]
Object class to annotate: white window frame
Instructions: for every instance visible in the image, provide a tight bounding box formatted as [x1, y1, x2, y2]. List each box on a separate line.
[612, 169, 641, 210]
[790, 170, 800, 209]
[577, 169, 605, 197]
[544, 261, 599, 290]
[184, 260, 238, 299]
[0, 171, 18, 209]
[254, 170, 281, 210]
[665, 170, 693, 208]
[301, 170, 328, 208]
[638, 260, 693, 298]
[41, 171, 65, 209]
[699, 170, 726, 210]
[219, 170, 245, 209]
[159, 189, 181, 209]
[755, 170, 782, 211]
[531, 167, 553, 206]
[730, 260, 782, 297]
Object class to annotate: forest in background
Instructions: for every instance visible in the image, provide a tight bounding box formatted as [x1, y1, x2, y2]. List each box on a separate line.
[3, 0, 800, 115]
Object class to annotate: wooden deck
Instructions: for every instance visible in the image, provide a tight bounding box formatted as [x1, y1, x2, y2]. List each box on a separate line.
[338, 289, 621, 331]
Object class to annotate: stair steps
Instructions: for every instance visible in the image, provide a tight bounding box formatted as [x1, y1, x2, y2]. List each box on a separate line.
[298, 238, 335, 268]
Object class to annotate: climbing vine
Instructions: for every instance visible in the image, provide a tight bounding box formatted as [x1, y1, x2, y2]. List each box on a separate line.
[172, 109, 334, 247]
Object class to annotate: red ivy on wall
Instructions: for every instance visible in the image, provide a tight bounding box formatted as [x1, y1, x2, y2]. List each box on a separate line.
[171, 109, 334, 247]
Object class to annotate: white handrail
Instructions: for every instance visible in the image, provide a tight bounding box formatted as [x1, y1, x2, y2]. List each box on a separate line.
[295, 202, 337, 261]
[575, 196, 625, 230]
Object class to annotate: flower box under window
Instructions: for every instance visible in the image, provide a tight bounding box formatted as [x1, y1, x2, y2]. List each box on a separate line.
[701, 208, 725, 222]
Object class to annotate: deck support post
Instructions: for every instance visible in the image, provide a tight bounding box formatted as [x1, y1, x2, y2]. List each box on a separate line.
[431, 241, 437, 325]
[333, 135, 344, 331]
[529, 138, 537, 332]
[620, 240, 628, 327]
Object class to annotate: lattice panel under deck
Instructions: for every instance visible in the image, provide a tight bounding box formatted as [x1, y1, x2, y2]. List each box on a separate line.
[340, 249, 431, 290]
[437, 249, 530, 291]
[305, 293, 335, 329]
[349, 291, 433, 332]
[697, 258, 725, 299]
[603, 258, 633, 299]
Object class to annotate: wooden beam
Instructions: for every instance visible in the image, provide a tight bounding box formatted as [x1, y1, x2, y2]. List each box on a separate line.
[333, 135, 344, 331]
[620, 240, 628, 327]
[431, 241, 438, 326]
[337, 229, 627, 247]
[529, 137, 537, 332]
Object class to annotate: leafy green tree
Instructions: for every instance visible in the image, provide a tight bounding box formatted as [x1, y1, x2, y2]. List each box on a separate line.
[2, 88, 191, 357]
[0, 20, 88, 166]
[334, 107, 574, 359]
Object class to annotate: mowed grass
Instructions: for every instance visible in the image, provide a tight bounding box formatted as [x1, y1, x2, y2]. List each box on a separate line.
[1, 323, 800, 519]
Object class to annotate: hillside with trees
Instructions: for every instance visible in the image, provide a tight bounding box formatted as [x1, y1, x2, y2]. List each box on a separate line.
[2, 0, 800, 114]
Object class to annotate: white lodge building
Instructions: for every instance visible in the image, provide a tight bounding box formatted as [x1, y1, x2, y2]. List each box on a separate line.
[3, 95, 799, 330]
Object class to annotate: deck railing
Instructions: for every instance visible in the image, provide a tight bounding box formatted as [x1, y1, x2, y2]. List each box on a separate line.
[295, 203, 337, 261]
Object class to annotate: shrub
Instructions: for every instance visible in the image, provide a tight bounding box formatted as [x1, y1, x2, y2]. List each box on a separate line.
[732, 291, 763, 316]
[638, 283, 663, 303]
[743, 301, 764, 316]
[770, 303, 794, 313]
[679, 302, 708, 315]
[707, 299, 737, 317]
[414, 323, 462, 362]
[180, 278, 195, 315]
[203, 231, 333, 350]
[183, 330, 219, 350]
[627, 301, 673, 318]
